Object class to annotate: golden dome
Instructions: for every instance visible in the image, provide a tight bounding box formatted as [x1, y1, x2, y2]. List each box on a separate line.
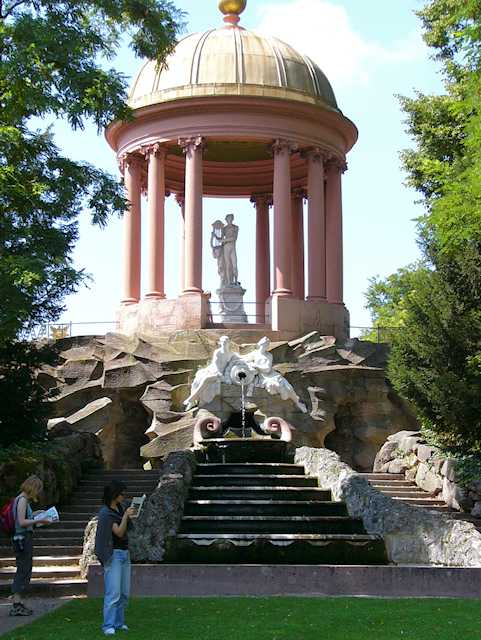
[219, 0, 246, 15]
[128, 27, 339, 112]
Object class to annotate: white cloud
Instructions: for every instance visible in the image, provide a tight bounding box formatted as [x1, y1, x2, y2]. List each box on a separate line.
[255, 0, 426, 88]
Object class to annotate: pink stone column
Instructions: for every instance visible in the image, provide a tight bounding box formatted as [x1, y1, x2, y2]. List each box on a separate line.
[272, 140, 295, 297]
[121, 154, 142, 304]
[144, 144, 167, 299]
[251, 195, 271, 323]
[291, 189, 305, 300]
[306, 149, 327, 300]
[179, 137, 205, 294]
[326, 159, 346, 304]
[176, 194, 186, 294]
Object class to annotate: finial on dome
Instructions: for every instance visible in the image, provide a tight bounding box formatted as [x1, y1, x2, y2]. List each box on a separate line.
[219, 0, 246, 26]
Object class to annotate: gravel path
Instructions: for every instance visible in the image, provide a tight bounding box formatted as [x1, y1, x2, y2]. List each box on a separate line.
[0, 596, 84, 637]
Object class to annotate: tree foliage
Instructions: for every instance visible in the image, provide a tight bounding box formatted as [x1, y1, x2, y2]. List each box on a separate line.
[365, 0, 481, 453]
[0, 0, 184, 342]
[0, 0, 183, 445]
[0, 341, 58, 448]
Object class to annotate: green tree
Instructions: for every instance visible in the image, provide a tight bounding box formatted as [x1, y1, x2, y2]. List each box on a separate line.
[0, 0, 184, 342]
[0, 0, 184, 445]
[365, 0, 481, 453]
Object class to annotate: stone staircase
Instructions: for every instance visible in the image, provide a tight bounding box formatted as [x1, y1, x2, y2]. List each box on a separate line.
[0, 469, 160, 598]
[360, 473, 448, 509]
[168, 442, 387, 564]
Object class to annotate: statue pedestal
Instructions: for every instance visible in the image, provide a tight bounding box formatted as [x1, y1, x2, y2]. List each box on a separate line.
[216, 285, 248, 324]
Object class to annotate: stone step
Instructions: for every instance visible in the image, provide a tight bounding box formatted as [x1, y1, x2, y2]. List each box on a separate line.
[191, 475, 318, 488]
[390, 497, 446, 506]
[202, 439, 288, 464]
[376, 489, 436, 497]
[180, 515, 365, 535]
[196, 464, 305, 476]
[31, 528, 85, 539]
[360, 473, 405, 480]
[0, 566, 80, 579]
[31, 537, 84, 546]
[84, 470, 159, 477]
[49, 519, 91, 528]
[71, 492, 151, 500]
[0, 578, 87, 597]
[60, 507, 99, 515]
[184, 500, 346, 517]
[369, 481, 415, 488]
[169, 533, 387, 565]
[189, 487, 331, 501]
[77, 480, 158, 488]
[0, 545, 83, 557]
[0, 555, 81, 568]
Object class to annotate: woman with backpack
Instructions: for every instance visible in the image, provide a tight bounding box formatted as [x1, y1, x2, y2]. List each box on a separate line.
[9, 475, 52, 617]
[94, 480, 135, 636]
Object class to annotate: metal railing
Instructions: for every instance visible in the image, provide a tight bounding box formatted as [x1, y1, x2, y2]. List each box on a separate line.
[207, 301, 271, 326]
[27, 319, 401, 343]
[27, 321, 118, 341]
[350, 326, 402, 343]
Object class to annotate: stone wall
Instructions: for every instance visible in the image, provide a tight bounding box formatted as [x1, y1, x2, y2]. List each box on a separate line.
[295, 446, 481, 567]
[374, 430, 481, 516]
[0, 432, 102, 507]
[80, 450, 196, 577]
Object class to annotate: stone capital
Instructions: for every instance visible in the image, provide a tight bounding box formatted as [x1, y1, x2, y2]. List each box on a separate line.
[250, 194, 272, 208]
[292, 187, 307, 200]
[118, 153, 144, 175]
[178, 136, 206, 156]
[175, 193, 185, 207]
[326, 156, 348, 174]
[301, 147, 330, 163]
[271, 139, 298, 156]
[141, 142, 168, 160]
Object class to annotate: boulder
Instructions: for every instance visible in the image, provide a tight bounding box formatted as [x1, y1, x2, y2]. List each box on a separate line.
[128, 451, 196, 562]
[373, 440, 399, 472]
[49, 380, 107, 418]
[387, 430, 421, 444]
[63, 397, 113, 435]
[103, 356, 156, 389]
[140, 413, 199, 460]
[59, 358, 103, 382]
[417, 444, 437, 462]
[415, 462, 443, 495]
[388, 459, 409, 474]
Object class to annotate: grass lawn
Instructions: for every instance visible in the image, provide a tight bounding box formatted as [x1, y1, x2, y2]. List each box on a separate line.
[2, 597, 480, 640]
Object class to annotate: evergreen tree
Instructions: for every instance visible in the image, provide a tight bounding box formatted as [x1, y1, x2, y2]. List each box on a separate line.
[365, 0, 481, 453]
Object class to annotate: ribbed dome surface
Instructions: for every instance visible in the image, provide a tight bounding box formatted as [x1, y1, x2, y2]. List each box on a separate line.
[129, 27, 338, 110]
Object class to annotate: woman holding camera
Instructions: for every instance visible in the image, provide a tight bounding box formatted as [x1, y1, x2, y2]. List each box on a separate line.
[95, 480, 135, 636]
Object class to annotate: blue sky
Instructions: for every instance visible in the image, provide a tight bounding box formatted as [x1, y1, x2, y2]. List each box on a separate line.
[53, 0, 444, 333]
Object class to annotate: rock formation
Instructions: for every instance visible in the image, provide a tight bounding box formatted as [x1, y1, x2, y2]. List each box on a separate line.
[41, 331, 418, 471]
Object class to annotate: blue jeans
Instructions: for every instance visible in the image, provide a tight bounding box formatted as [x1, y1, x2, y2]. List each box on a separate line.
[102, 549, 131, 632]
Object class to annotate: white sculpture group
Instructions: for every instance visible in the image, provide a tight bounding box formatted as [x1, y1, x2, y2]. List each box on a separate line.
[184, 336, 307, 413]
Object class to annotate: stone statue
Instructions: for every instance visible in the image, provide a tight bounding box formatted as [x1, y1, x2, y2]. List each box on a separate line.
[222, 214, 239, 286]
[210, 220, 227, 287]
[184, 335, 307, 413]
[243, 337, 308, 412]
[183, 336, 238, 410]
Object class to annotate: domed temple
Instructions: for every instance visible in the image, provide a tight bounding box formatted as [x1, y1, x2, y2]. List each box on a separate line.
[107, 0, 358, 340]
